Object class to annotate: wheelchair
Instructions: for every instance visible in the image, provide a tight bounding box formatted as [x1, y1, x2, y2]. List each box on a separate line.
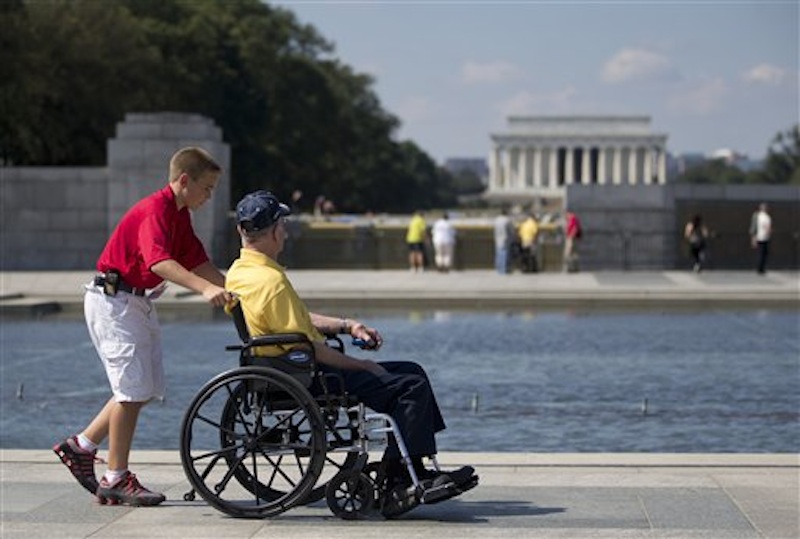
[179, 300, 448, 519]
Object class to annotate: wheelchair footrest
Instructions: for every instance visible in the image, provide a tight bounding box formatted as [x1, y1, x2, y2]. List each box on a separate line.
[420, 474, 479, 505]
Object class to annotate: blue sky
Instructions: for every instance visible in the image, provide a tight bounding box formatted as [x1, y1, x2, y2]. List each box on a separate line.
[273, 1, 798, 163]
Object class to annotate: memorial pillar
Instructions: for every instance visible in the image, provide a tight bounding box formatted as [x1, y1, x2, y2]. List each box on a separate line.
[519, 146, 528, 188]
[657, 149, 667, 184]
[598, 147, 607, 185]
[533, 147, 542, 188]
[581, 145, 591, 185]
[613, 146, 622, 185]
[643, 147, 653, 185]
[628, 146, 637, 185]
[565, 147, 575, 185]
[549, 147, 558, 188]
[502, 146, 512, 190]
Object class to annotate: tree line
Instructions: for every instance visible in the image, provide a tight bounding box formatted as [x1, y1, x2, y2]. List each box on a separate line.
[1, 0, 457, 212]
[675, 125, 800, 185]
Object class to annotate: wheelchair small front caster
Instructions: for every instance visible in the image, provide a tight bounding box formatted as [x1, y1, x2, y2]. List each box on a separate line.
[361, 461, 386, 505]
[183, 489, 196, 502]
[326, 470, 375, 520]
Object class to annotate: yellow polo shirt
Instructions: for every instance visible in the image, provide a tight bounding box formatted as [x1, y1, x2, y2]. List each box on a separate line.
[225, 248, 324, 355]
[518, 218, 539, 247]
[406, 214, 427, 243]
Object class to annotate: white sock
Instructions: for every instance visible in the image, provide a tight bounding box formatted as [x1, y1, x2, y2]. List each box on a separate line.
[103, 469, 127, 486]
[76, 433, 98, 453]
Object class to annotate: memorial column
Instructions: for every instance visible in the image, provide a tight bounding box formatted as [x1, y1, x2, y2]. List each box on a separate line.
[565, 147, 575, 185]
[598, 146, 607, 185]
[612, 146, 622, 185]
[581, 145, 591, 185]
[628, 145, 638, 185]
[519, 146, 528, 188]
[502, 146, 512, 190]
[533, 147, 542, 188]
[488, 146, 499, 190]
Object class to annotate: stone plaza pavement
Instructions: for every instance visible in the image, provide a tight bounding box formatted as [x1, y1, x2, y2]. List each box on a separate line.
[1, 450, 798, 539]
[1, 269, 798, 316]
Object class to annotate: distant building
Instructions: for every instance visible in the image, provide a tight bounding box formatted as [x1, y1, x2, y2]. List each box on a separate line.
[486, 115, 668, 202]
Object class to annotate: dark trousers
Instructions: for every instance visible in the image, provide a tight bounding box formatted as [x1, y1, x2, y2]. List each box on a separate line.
[757, 241, 769, 273]
[520, 246, 538, 273]
[316, 361, 446, 459]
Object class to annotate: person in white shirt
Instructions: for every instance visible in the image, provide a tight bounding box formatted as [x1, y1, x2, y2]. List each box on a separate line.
[431, 212, 456, 272]
[751, 202, 772, 274]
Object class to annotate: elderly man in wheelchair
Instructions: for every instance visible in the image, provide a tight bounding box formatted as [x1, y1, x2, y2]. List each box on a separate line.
[179, 191, 477, 520]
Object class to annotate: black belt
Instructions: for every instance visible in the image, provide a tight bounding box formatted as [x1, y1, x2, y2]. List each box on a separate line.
[94, 274, 147, 296]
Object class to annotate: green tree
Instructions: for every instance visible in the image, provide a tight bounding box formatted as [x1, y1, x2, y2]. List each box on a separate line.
[761, 125, 800, 184]
[1, 0, 161, 164]
[1, 0, 456, 211]
[450, 168, 487, 195]
[675, 159, 746, 184]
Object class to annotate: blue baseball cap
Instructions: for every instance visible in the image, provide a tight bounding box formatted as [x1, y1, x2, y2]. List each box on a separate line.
[236, 190, 291, 232]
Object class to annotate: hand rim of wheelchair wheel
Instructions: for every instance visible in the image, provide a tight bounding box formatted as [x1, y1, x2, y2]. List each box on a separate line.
[180, 367, 327, 519]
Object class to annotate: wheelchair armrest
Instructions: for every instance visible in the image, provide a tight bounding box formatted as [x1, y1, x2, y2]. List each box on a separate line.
[325, 333, 344, 353]
[244, 332, 311, 350]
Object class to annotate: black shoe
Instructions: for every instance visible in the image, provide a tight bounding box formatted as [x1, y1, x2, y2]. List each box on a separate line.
[419, 469, 479, 505]
[416, 465, 475, 487]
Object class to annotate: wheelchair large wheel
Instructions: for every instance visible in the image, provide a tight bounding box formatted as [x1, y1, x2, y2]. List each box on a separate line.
[180, 366, 326, 518]
[218, 382, 359, 505]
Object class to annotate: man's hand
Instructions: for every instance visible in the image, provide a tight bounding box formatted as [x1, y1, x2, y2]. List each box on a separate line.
[350, 321, 384, 351]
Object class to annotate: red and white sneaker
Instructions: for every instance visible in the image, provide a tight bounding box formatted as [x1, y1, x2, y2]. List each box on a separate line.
[53, 436, 101, 495]
[96, 471, 165, 506]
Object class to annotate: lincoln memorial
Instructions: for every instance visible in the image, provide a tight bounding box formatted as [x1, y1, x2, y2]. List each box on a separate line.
[486, 115, 669, 201]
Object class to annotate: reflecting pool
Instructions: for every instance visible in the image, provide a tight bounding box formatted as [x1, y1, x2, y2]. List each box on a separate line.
[2, 308, 798, 452]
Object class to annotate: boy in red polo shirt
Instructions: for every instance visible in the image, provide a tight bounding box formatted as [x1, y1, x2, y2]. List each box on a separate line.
[54, 147, 232, 506]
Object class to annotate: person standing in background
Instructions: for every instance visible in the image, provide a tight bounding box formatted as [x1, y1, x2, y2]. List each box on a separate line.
[518, 211, 540, 273]
[406, 210, 428, 273]
[493, 208, 515, 274]
[684, 214, 709, 272]
[563, 209, 583, 273]
[751, 202, 772, 274]
[432, 212, 457, 273]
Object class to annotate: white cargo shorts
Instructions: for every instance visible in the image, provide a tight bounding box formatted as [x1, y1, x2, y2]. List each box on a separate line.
[84, 284, 164, 402]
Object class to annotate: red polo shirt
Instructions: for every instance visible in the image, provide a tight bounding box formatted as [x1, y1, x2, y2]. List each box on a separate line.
[96, 185, 210, 289]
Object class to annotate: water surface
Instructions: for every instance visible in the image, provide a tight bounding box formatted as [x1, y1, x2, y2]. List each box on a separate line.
[2, 308, 797, 452]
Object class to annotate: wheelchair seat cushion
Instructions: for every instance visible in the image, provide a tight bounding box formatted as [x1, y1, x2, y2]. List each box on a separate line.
[244, 349, 315, 388]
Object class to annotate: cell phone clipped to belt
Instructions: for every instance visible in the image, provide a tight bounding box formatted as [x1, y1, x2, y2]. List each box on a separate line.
[103, 270, 120, 296]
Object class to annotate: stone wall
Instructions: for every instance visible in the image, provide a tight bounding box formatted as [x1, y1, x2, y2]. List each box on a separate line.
[1, 113, 230, 270]
[0, 167, 109, 269]
[566, 183, 800, 270]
